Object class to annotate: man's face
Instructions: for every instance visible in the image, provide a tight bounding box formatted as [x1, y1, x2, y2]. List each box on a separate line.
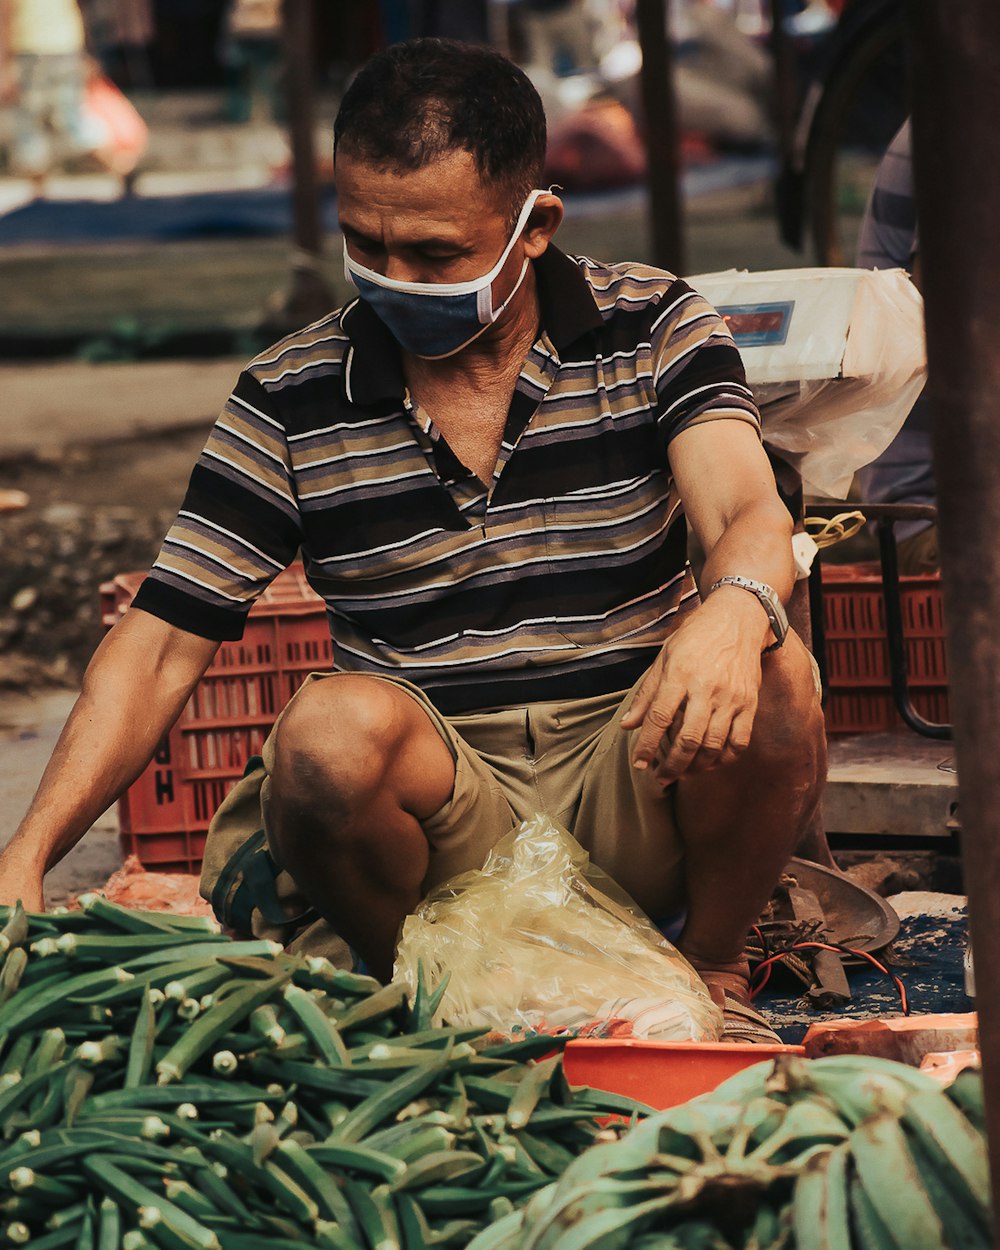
[336, 147, 526, 303]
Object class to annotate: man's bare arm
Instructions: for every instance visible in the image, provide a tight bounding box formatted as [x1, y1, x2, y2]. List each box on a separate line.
[0, 610, 220, 909]
[621, 419, 794, 780]
[678, 421, 795, 604]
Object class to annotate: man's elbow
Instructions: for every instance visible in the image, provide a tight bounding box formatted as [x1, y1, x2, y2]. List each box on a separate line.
[83, 608, 218, 701]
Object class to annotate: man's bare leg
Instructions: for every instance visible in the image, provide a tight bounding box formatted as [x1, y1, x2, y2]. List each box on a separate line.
[266, 675, 455, 982]
[672, 632, 827, 1002]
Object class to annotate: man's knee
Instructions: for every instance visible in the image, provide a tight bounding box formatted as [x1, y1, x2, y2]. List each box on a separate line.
[271, 675, 410, 804]
[753, 633, 826, 778]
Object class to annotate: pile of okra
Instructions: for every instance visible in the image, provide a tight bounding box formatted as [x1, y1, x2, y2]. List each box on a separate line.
[0, 898, 647, 1250]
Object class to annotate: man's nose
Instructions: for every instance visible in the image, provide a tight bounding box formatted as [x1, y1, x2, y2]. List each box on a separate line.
[383, 256, 424, 284]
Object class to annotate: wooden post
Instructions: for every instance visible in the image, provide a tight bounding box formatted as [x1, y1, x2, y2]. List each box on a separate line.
[768, 0, 798, 174]
[264, 0, 335, 330]
[634, 0, 684, 273]
[906, 0, 1000, 1214]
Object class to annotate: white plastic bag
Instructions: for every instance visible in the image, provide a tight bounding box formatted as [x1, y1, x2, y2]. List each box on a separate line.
[689, 266, 926, 498]
[393, 816, 723, 1042]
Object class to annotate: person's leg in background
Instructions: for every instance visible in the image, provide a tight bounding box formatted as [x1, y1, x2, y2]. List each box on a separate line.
[10, 53, 52, 195]
[857, 396, 937, 576]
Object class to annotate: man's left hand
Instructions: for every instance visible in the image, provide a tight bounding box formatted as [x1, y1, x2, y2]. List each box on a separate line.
[619, 589, 770, 784]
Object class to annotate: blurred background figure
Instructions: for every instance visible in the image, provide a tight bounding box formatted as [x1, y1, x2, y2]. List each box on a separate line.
[221, 0, 283, 124]
[518, 0, 606, 77]
[854, 119, 937, 575]
[603, 0, 774, 152]
[0, 0, 107, 195]
[526, 0, 776, 194]
[81, 0, 155, 91]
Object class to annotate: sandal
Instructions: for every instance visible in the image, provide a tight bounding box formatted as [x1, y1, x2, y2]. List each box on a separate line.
[715, 991, 784, 1045]
[687, 960, 784, 1046]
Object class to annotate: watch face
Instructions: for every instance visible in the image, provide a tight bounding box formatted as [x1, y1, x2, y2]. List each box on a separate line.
[764, 592, 788, 641]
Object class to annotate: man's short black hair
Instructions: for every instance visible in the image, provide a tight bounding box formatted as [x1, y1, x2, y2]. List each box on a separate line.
[334, 38, 547, 221]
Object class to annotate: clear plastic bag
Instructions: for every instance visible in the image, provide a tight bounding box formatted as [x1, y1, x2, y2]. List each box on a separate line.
[393, 816, 723, 1042]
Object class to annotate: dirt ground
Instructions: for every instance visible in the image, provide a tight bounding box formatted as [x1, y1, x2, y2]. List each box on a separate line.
[0, 428, 209, 900]
[0, 425, 207, 690]
[1, 426, 208, 688]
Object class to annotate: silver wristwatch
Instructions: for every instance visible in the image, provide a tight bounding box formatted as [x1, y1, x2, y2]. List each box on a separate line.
[709, 575, 789, 652]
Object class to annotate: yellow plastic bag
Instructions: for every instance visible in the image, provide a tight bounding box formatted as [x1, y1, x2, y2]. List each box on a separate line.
[393, 815, 723, 1041]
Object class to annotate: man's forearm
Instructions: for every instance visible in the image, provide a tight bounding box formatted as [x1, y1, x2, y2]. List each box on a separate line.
[698, 499, 795, 605]
[3, 610, 219, 881]
[692, 499, 795, 652]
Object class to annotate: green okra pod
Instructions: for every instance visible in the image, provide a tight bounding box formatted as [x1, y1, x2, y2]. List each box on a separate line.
[330, 1054, 452, 1145]
[81, 1156, 221, 1250]
[282, 985, 351, 1068]
[157, 976, 292, 1085]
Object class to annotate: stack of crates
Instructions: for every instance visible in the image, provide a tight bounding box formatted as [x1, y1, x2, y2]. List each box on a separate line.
[100, 564, 330, 873]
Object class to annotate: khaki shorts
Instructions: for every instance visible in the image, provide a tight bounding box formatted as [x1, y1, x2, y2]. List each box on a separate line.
[201, 668, 684, 962]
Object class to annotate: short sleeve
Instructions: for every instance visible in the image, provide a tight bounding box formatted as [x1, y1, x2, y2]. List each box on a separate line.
[131, 371, 303, 640]
[650, 279, 761, 448]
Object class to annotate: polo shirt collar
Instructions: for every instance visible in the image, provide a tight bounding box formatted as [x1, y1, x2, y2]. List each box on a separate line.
[534, 243, 605, 355]
[340, 244, 604, 406]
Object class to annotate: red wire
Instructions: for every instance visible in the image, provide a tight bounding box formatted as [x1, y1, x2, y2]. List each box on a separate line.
[754, 961, 773, 995]
[749, 940, 909, 1015]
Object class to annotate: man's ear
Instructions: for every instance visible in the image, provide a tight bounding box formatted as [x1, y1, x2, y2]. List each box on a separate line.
[522, 194, 564, 259]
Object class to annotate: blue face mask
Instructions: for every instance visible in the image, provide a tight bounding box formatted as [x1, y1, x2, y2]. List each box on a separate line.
[343, 190, 544, 359]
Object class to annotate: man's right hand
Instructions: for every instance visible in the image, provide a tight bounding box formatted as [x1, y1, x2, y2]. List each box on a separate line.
[0, 849, 44, 913]
[3, 609, 220, 911]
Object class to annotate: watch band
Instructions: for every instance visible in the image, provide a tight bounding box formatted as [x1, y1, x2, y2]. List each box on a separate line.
[709, 575, 789, 651]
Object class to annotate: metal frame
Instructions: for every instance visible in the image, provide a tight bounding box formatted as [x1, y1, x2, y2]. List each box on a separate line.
[806, 502, 951, 740]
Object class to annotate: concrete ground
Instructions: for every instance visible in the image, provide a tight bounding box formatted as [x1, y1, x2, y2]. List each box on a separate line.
[1, 358, 243, 455]
[0, 689, 122, 904]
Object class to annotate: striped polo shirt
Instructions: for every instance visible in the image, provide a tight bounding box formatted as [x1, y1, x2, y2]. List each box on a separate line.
[856, 119, 916, 271]
[133, 245, 760, 714]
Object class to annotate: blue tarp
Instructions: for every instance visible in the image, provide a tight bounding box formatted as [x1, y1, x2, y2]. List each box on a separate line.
[763, 906, 970, 1045]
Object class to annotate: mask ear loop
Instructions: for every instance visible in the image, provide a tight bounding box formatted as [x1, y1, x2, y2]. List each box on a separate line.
[487, 257, 530, 324]
[476, 189, 546, 323]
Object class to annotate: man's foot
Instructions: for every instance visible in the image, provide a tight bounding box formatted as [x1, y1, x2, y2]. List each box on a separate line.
[686, 955, 783, 1046]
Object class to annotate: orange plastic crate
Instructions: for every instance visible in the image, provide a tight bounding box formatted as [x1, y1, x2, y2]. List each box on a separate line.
[563, 1039, 804, 1109]
[820, 563, 950, 734]
[101, 563, 330, 873]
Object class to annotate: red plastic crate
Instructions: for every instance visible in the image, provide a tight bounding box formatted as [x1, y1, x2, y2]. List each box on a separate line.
[820, 563, 950, 734]
[101, 563, 330, 873]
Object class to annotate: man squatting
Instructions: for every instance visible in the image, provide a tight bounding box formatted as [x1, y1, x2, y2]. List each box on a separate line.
[0, 39, 826, 1041]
